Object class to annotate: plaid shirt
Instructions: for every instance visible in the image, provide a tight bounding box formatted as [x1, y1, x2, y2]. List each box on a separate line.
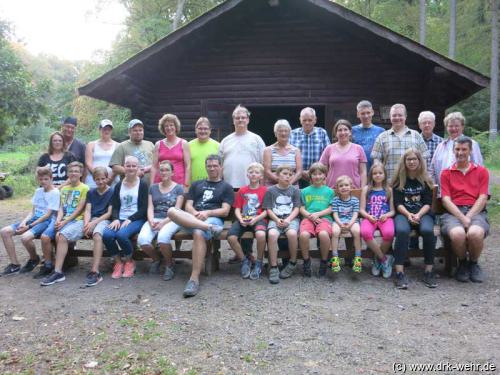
[422, 133, 443, 171]
[371, 127, 429, 181]
[289, 127, 330, 170]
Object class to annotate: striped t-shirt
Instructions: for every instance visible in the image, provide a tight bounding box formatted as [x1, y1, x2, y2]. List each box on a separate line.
[332, 196, 359, 224]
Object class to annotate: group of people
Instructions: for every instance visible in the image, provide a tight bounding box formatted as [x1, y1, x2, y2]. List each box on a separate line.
[0, 102, 490, 298]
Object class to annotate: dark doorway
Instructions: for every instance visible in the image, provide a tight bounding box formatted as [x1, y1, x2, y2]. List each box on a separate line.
[247, 105, 326, 146]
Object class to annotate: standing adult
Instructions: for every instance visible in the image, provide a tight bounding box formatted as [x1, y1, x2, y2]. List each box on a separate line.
[167, 155, 234, 298]
[85, 119, 119, 188]
[371, 103, 429, 182]
[150, 114, 191, 189]
[61, 117, 86, 166]
[418, 111, 443, 172]
[37, 131, 76, 188]
[352, 100, 385, 170]
[219, 105, 265, 189]
[263, 119, 302, 186]
[440, 136, 489, 283]
[109, 119, 155, 183]
[319, 119, 367, 189]
[429, 112, 484, 186]
[189, 117, 220, 183]
[289, 107, 330, 188]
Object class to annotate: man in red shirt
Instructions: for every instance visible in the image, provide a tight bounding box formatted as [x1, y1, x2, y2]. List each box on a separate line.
[440, 136, 489, 283]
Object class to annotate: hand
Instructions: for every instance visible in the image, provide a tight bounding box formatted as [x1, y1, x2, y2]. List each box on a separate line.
[461, 215, 472, 229]
[150, 220, 160, 231]
[301, 171, 310, 181]
[183, 185, 189, 193]
[195, 211, 209, 221]
[84, 221, 96, 235]
[378, 214, 388, 222]
[120, 219, 131, 228]
[137, 168, 145, 178]
[248, 217, 259, 227]
[239, 218, 249, 227]
[55, 220, 65, 231]
[277, 219, 289, 228]
[108, 220, 121, 230]
[309, 213, 320, 223]
[368, 215, 378, 223]
[16, 225, 29, 234]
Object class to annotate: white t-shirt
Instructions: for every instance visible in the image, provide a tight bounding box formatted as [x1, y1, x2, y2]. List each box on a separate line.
[219, 131, 265, 188]
[32, 187, 60, 218]
[119, 181, 140, 220]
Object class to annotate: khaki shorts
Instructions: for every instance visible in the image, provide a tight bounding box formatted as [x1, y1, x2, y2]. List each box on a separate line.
[440, 207, 489, 237]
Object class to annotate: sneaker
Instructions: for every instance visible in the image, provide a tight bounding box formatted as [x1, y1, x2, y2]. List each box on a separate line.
[249, 260, 263, 280]
[86, 272, 103, 287]
[2, 263, 20, 276]
[148, 260, 161, 275]
[352, 256, 362, 273]
[422, 271, 437, 288]
[111, 262, 124, 279]
[381, 255, 394, 279]
[330, 256, 341, 273]
[122, 260, 135, 278]
[455, 261, 470, 283]
[40, 271, 65, 286]
[163, 265, 175, 281]
[469, 263, 485, 283]
[183, 279, 199, 297]
[303, 258, 312, 278]
[279, 262, 296, 279]
[371, 257, 381, 277]
[240, 257, 251, 279]
[209, 224, 223, 240]
[394, 272, 409, 289]
[33, 265, 53, 279]
[20, 256, 40, 273]
[318, 260, 327, 278]
[269, 267, 280, 284]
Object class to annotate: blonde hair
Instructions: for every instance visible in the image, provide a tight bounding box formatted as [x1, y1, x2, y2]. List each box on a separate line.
[36, 166, 52, 178]
[335, 175, 353, 188]
[92, 166, 108, 178]
[67, 161, 84, 174]
[391, 148, 433, 191]
[247, 162, 264, 174]
[158, 113, 181, 135]
[366, 162, 391, 200]
[308, 162, 327, 179]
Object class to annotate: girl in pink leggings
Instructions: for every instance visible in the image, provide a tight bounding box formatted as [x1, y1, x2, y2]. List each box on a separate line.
[360, 163, 395, 278]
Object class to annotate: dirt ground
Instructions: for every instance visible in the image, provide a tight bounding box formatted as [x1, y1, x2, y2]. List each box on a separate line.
[0, 198, 499, 374]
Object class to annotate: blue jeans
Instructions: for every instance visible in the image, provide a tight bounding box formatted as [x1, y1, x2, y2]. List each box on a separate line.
[394, 214, 436, 266]
[102, 220, 146, 257]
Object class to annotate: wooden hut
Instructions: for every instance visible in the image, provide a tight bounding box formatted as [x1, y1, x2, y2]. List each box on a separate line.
[78, 0, 489, 144]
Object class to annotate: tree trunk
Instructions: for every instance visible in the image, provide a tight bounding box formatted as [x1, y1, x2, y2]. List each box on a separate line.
[419, 0, 426, 45]
[490, 0, 498, 141]
[173, 0, 187, 30]
[449, 0, 456, 58]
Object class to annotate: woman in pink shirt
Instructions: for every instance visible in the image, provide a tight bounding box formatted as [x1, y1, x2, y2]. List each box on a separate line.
[150, 114, 191, 190]
[320, 119, 367, 189]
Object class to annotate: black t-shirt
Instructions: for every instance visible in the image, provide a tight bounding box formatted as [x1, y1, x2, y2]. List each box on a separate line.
[187, 179, 234, 212]
[394, 178, 432, 214]
[38, 152, 77, 186]
[68, 138, 86, 164]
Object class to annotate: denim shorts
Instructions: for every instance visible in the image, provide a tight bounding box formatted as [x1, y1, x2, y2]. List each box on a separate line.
[93, 219, 110, 237]
[58, 220, 84, 242]
[181, 217, 224, 240]
[11, 216, 50, 238]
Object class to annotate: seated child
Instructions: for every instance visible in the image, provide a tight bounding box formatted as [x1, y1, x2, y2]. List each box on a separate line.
[299, 162, 334, 278]
[82, 167, 114, 286]
[227, 162, 267, 280]
[0, 167, 59, 275]
[331, 175, 362, 273]
[263, 164, 301, 284]
[359, 163, 395, 278]
[41, 162, 89, 286]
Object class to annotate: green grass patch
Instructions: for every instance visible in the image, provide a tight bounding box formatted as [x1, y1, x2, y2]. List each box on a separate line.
[487, 183, 500, 224]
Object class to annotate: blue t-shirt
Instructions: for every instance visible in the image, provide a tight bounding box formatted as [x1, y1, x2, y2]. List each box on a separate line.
[352, 124, 385, 169]
[332, 196, 359, 224]
[366, 189, 390, 218]
[86, 187, 114, 218]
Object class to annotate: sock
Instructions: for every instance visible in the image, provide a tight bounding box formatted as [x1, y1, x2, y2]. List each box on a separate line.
[54, 268, 62, 274]
[331, 252, 339, 257]
[355, 250, 361, 257]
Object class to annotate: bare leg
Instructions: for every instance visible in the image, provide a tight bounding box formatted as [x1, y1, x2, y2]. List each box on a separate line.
[227, 235, 245, 260]
[380, 240, 392, 255]
[20, 232, 37, 259]
[351, 223, 361, 252]
[159, 243, 173, 266]
[54, 234, 69, 272]
[167, 208, 210, 231]
[466, 226, 485, 261]
[267, 229, 280, 267]
[140, 244, 161, 262]
[287, 230, 298, 262]
[189, 231, 206, 282]
[91, 233, 104, 273]
[40, 235, 53, 264]
[448, 226, 467, 259]
[1, 226, 19, 264]
[331, 224, 341, 255]
[365, 239, 384, 259]
[255, 231, 266, 260]
[299, 232, 311, 260]
[318, 231, 331, 261]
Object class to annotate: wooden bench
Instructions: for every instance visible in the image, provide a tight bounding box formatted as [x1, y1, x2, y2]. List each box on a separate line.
[68, 187, 456, 276]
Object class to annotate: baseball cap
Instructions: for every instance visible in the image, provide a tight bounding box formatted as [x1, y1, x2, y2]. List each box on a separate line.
[99, 119, 113, 128]
[63, 117, 77, 126]
[128, 119, 144, 129]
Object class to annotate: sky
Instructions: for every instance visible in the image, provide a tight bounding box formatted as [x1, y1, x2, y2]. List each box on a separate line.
[0, 0, 128, 61]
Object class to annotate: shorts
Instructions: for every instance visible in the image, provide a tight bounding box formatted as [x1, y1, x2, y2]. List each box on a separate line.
[227, 220, 267, 238]
[31, 216, 57, 240]
[267, 218, 300, 235]
[11, 215, 51, 238]
[93, 219, 111, 237]
[299, 218, 333, 237]
[182, 217, 224, 240]
[441, 207, 489, 237]
[137, 218, 181, 245]
[58, 220, 84, 242]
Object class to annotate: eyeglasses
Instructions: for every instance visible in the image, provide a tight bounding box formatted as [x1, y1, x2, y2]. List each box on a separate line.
[234, 116, 248, 120]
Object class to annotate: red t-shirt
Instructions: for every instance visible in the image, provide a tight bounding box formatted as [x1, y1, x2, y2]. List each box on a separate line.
[233, 185, 267, 218]
[440, 163, 489, 206]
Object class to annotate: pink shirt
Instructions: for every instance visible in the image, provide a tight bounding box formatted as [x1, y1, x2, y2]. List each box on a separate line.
[319, 143, 367, 188]
[154, 139, 185, 185]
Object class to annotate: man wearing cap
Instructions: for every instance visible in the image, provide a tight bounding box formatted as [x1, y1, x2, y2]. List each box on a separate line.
[109, 119, 155, 183]
[62, 117, 86, 166]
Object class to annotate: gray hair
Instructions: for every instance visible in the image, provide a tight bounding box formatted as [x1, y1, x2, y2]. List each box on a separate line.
[390, 103, 407, 117]
[418, 111, 435, 124]
[232, 105, 251, 118]
[356, 100, 373, 112]
[274, 119, 291, 135]
[300, 107, 316, 118]
[453, 135, 473, 150]
[205, 154, 222, 166]
[444, 111, 466, 127]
